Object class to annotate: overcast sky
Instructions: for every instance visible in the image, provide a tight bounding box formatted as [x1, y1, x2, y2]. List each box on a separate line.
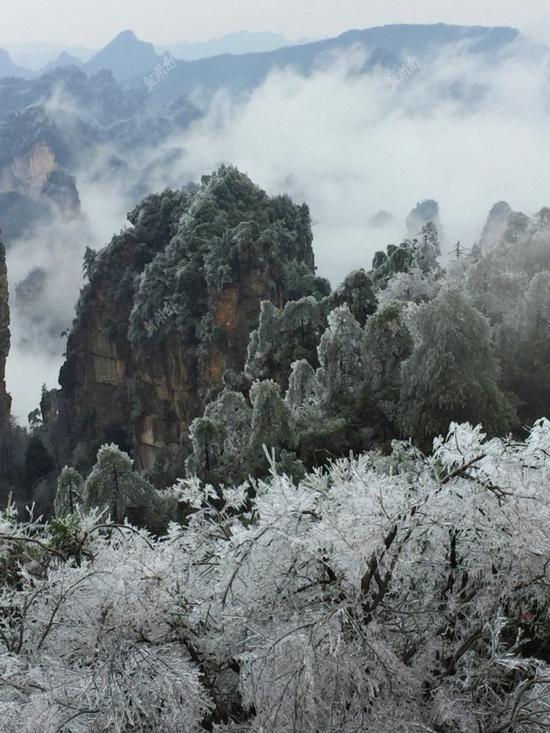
[2, 0, 549, 47]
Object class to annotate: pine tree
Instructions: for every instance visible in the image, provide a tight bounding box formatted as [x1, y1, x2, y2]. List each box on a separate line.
[316, 306, 367, 411]
[414, 221, 441, 274]
[187, 389, 253, 484]
[54, 467, 84, 517]
[502, 272, 550, 422]
[245, 297, 325, 385]
[82, 246, 97, 280]
[285, 359, 320, 418]
[84, 444, 153, 523]
[329, 270, 377, 326]
[398, 289, 517, 446]
[364, 301, 413, 400]
[187, 418, 221, 483]
[249, 380, 294, 472]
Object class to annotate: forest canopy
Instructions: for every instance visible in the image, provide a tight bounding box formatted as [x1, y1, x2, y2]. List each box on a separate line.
[2, 422, 550, 730]
[3, 169, 550, 731]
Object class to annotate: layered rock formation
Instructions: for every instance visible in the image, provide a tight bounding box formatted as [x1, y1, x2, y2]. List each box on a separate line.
[54, 167, 323, 471]
[0, 235, 11, 421]
[10, 143, 57, 194]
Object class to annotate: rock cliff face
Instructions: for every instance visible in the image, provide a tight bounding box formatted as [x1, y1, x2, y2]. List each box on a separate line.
[9, 143, 57, 194]
[55, 167, 321, 471]
[0, 236, 11, 421]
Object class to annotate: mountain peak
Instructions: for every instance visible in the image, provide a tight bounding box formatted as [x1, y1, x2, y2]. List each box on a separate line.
[111, 29, 139, 44]
[85, 29, 160, 81]
[44, 50, 82, 71]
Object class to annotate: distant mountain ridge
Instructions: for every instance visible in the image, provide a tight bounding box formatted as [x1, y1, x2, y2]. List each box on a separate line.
[0, 22, 523, 247]
[0, 23, 520, 86]
[0, 48, 32, 78]
[144, 23, 520, 104]
[44, 51, 83, 72]
[2, 42, 95, 70]
[326, 23, 518, 55]
[163, 31, 295, 60]
[84, 30, 161, 82]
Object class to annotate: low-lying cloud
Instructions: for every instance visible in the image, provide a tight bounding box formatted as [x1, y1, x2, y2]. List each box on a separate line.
[175, 40, 550, 279]
[6, 37, 550, 419]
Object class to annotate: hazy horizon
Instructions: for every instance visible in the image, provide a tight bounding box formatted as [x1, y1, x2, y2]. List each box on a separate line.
[2, 0, 550, 48]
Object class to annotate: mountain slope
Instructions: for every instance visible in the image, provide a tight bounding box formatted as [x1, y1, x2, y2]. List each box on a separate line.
[3, 42, 95, 70]
[165, 31, 294, 60]
[146, 23, 519, 103]
[0, 48, 32, 79]
[85, 30, 161, 81]
[44, 51, 83, 71]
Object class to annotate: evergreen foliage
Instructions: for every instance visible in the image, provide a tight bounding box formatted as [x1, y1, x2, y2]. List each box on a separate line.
[328, 269, 377, 325]
[128, 166, 317, 350]
[4, 422, 550, 731]
[245, 296, 326, 385]
[54, 466, 84, 517]
[316, 306, 367, 411]
[83, 444, 154, 523]
[187, 389, 252, 485]
[17, 176, 550, 527]
[398, 289, 517, 446]
[7, 170, 550, 729]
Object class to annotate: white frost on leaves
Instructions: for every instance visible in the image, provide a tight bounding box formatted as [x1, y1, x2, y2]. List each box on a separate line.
[3, 422, 550, 730]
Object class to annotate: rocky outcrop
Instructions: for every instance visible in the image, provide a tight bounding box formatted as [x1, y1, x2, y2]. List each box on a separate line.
[54, 168, 323, 472]
[478, 201, 512, 253]
[406, 199, 440, 239]
[0, 235, 11, 421]
[10, 143, 57, 194]
[41, 169, 81, 215]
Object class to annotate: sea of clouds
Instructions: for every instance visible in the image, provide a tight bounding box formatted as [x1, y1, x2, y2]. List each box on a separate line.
[6, 35, 550, 418]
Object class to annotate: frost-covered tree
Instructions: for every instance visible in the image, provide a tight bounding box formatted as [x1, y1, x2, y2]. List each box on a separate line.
[248, 379, 294, 471]
[370, 240, 416, 287]
[54, 466, 84, 516]
[398, 289, 517, 445]
[328, 269, 377, 326]
[205, 389, 252, 459]
[414, 221, 441, 273]
[364, 300, 413, 402]
[245, 296, 325, 385]
[524, 270, 550, 327]
[187, 389, 252, 484]
[5, 421, 550, 731]
[461, 252, 526, 324]
[376, 224, 441, 306]
[378, 265, 441, 305]
[187, 417, 221, 483]
[500, 271, 550, 423]
[0, 508, 208, 730]
[316, 305, 367, 411]
[84, 443, 153, 523]
[285, 359, 320, 418]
